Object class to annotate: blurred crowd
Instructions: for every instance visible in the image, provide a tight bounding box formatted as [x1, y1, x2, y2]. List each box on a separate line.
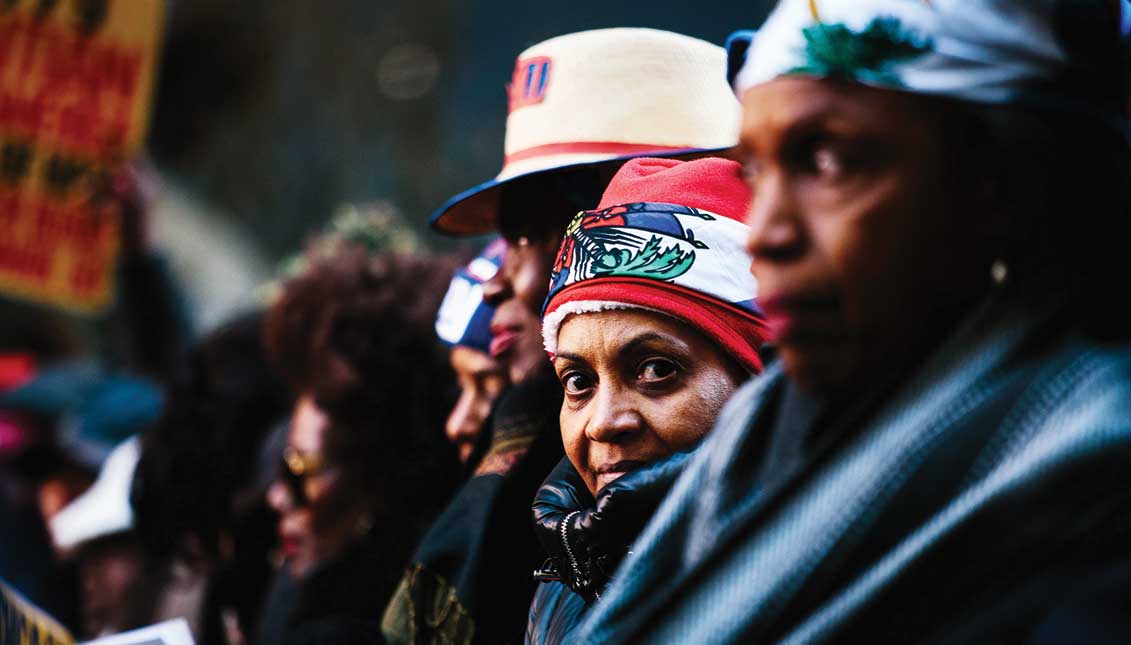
[3, 1, 1131, 644]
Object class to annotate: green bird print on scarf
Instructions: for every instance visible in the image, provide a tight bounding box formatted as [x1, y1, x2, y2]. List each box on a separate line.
[590, 234, 698, 280]
[549, 204, 713, 297]
[790, 16, 932, 87]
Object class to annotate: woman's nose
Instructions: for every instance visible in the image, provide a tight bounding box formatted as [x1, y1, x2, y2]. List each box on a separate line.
[745, 170, 804, 263]
[445, 394, 480, 444]
[266, 479, 292, 513]
[584, 387, 642, 444]
[481, 257, 514, 307]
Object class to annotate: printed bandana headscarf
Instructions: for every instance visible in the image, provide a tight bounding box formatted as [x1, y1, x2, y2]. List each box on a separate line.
[541, 157, 770, 374]
[730, 0, 1130, 134]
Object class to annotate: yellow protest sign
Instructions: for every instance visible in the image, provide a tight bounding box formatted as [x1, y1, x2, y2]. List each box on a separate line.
[0, 579, 75, 645]
[0, 0, 164, 313]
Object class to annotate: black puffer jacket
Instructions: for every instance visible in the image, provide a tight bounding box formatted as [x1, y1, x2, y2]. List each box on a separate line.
[525, 455, 689, 645]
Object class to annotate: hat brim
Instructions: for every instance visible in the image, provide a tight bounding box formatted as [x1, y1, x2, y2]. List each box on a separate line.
[429, 146, 736, 237]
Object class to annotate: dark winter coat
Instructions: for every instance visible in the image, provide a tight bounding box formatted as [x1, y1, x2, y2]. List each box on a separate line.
[575, 273, 1131, 643]
[382, 373, 564, 645]
[258, 527, 417, 645]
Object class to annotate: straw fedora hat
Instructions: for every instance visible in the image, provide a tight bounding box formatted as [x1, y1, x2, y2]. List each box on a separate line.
[431, 28, 741, 236]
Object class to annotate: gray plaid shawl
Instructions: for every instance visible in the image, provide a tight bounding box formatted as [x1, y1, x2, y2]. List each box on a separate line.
[575, 277, 1131, 643]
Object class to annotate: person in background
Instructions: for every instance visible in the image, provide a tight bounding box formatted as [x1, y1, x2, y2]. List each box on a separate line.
[262, 245, 461, 644]
[98, 163, 193, 383]
[0, 361, 164, 527]
[131, 312, 291, 644]
[575, 1, 1131, 642]
[434, 238, 509, 467]
[50, 437, 159, 640]
[0, 360, 163, 627]
[0, 397, 79, 621]
[383, 28, 743, 644]
[526, 157, 771, 644]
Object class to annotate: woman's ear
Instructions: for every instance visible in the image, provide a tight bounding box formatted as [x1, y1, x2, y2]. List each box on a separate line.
[964, 105, 1061, 265]
[937, 104, 1023, 248]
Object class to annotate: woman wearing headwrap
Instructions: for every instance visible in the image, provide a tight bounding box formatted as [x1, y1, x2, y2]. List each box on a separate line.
[435, 238, 509, 466]
[574, 1, 1131, 642]
[525, 157, 771, 644]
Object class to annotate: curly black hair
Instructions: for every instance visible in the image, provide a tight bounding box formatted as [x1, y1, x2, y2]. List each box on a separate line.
[131, 311, 290, 562]
[264, 246, 462, 523]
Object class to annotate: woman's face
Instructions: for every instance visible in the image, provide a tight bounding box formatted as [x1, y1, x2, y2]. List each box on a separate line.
[740, 78, 998, 393]
[482, 236, 561, 384]
[446, 346, 508, 462]
[266, 395, 368, 580]
[554, 309, 744, 497]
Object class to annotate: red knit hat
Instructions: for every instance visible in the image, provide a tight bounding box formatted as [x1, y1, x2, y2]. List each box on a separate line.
[542, 157, 769, 373]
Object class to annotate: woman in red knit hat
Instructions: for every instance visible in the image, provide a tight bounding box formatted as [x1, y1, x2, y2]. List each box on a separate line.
[526, 157, 770, 644]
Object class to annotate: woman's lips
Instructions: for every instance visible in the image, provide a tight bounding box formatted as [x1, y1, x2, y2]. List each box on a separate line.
[759, 293, 842, 342]
[278, 532, 301, 557]
[594, 460, 646, 491]
[488, 326, 521, 359]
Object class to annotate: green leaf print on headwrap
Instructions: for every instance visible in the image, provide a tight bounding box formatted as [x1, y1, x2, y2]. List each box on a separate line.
[790, 16, 932, 87]
[591, 235, 698, 281]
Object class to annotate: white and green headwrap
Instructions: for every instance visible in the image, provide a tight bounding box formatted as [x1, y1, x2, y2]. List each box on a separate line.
[729, 0, 1130, 133]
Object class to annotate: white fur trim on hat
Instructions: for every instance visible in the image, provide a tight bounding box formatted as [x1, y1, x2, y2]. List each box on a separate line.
[543, 300, 673, 357]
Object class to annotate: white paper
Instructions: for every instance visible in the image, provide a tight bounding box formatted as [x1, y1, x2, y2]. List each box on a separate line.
[79, 618, 195, 645]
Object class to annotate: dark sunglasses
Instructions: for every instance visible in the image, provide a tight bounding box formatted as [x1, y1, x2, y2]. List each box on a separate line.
[278, 446, 327, 507]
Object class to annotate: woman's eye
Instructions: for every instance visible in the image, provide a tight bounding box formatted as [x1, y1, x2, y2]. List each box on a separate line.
[562, 372, 594, 395]
[812, 146, 843, 178]
[638, 359, 678, 382]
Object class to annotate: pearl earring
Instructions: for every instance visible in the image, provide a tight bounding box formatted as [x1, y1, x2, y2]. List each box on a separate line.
[991, 258, 1009, 286]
